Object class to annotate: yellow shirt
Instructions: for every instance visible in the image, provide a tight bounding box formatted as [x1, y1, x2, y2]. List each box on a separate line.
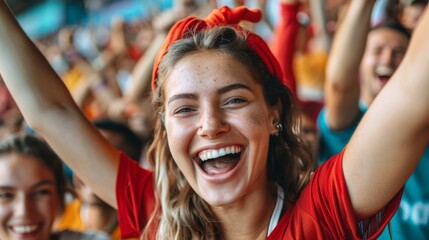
[294, 50, 327, 89]
[56, 199, 125, 240]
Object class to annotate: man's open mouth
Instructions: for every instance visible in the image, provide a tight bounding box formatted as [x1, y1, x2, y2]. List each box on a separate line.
[376, 66, 393, 84]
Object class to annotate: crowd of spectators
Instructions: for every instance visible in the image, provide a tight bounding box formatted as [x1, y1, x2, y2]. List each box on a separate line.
[0, 0, 427, 239]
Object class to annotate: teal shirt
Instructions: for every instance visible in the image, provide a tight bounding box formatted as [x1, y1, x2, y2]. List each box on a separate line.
[317, 108, 429, 239]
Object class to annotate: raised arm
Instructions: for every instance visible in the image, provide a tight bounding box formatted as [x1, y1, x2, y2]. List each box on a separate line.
[0, 1, 120, 207]
[344, 6, 429, 220]
[271, 0, 301, 96]
[308, 0, 331, 53]
[126, 33, 166, 104]
[324, 1, 374, 130]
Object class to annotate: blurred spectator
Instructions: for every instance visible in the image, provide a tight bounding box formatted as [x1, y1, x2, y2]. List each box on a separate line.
[0, 134, 111, 240]
[399, 0, 427, 31]
[56, 119, 144, 239]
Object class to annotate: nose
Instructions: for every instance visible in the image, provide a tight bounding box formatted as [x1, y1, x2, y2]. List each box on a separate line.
[197, 108, 229, 138]
[379, 49, 395, 66]
[14, 195, 34, 218]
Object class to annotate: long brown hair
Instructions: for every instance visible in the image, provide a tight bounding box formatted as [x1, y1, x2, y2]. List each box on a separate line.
[144, 26, 313, 239]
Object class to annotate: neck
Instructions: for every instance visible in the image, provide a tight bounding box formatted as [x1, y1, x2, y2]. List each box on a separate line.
[212, 183, 278, 240]
[360, 85, 375, 107]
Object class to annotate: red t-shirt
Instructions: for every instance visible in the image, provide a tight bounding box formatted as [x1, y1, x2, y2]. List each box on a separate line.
[116, 151, 402, 239]
[267, 150, 402, 239]
[116, 153, 156, 238]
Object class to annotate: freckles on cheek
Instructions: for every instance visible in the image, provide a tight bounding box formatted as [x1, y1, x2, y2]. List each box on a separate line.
[245, 113, 267, 135]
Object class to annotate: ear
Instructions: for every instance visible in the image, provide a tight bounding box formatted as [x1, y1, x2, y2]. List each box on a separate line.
[269, 99, 282, 135]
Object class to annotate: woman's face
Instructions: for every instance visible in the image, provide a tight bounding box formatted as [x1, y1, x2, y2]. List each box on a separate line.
[0, 153, 60, 240]
[164, 50, 279, 206]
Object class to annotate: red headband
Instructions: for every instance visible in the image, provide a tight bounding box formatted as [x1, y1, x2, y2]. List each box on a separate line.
[151, 6, 285, 92]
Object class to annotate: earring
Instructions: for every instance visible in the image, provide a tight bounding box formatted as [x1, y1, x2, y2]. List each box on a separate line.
[272, 123, 283, 136]
[220, 120, 226, 126]
[276, 123, 283, 132]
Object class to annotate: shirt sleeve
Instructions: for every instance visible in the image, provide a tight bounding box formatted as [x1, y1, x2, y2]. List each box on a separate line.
[296, 149, 403, 239]
[317, 108, 364, 163]
[270, 2, 300, 96]
[116, 152, 156, 238]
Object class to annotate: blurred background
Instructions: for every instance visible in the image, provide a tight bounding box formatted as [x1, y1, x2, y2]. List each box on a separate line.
[6, 0, 176, 38]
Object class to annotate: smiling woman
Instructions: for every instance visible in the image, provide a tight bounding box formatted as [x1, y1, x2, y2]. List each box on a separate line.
[146, 34, 312, 238]
[0, 135, 64, 240]
[0, 135, 111, 240]
[0, 0, 429, 239]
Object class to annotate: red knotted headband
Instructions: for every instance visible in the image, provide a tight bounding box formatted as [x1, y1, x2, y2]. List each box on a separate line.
[151, 5, 285, 92]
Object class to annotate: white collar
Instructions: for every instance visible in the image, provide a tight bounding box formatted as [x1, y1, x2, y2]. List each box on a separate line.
[267, 185, 285, 236]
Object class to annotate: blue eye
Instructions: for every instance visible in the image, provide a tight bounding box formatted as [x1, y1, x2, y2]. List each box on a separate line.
[227, 98, 246, 105]
[175, 107, 193, 114]
[0, 192, 13, 200]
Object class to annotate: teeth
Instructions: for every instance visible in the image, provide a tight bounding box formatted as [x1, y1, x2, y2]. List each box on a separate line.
[376, 66, 393, 77]
[12, 225, 38, 234]
[199, 146, 242, 161]
[219, 148, 225, 156]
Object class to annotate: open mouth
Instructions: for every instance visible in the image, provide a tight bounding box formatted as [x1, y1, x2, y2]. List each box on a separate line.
[197, 145, 242, 175]
[376, 67, 393, 84]
[377, 75, 391, 84]
[10, 224, 41, 237]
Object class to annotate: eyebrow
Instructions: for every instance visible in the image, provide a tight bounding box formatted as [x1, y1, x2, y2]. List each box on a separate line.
[217, 83, 252, 95]
[0, 180, 55, 191]
[32, 180, 55, 189]
[0, 186, 14, 191]
[168, 93, 197, 105]
[167, 83, 252, 105]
